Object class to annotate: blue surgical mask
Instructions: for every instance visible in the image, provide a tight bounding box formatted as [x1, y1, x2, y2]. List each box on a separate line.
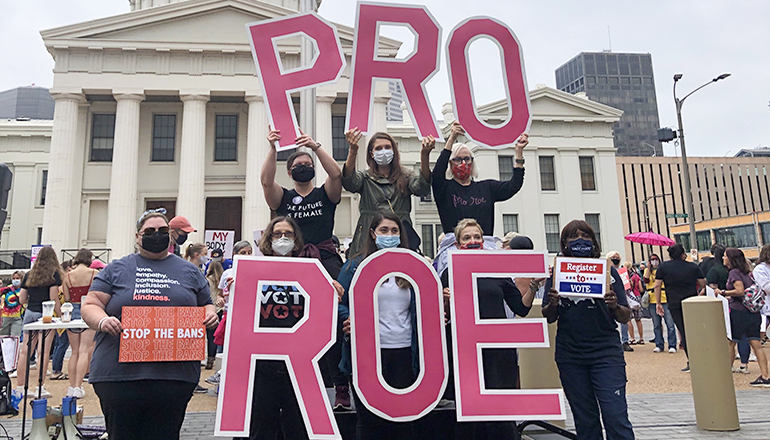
[568, 238, 593, 257]
[375, 234, 401, 249]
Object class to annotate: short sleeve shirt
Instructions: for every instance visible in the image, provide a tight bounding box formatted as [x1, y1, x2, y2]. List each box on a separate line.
[727, 269, 754, 312]
[21, 272, 62, 313]
[655, 259, 704, 309]
[88, 253, 212, 384]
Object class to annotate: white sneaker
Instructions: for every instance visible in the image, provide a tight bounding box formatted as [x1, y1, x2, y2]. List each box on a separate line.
[9, 370, 17, 378]
[35, 386, 52, 399]
[653, 347, 662, 353]
[668, 347, 677, 353]
[73, 387, 85, 399]
[749, 353, 758, 362]
[735, 353, 741, 360]
[66, 387, 76, 397]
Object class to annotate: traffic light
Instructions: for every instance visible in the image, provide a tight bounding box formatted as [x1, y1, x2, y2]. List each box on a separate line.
[0, 163, 12, 229]
[657, 128, 677, 143]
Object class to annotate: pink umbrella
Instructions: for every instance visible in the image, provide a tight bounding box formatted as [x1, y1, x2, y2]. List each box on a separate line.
[624, 231, 676, 247]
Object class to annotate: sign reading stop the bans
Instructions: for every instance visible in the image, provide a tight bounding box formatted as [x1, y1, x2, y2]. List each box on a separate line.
[119, 306, 206, 363]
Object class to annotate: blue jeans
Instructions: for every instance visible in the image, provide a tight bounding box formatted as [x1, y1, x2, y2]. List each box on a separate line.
[558, 362, 635, 440]
[738, 336, 751, 364]
[649, 303, 677, 350]
[620, 324, 629, 344]
[51, 331, 69, 373]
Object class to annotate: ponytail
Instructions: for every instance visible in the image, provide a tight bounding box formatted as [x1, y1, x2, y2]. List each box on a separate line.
[184, 243, 207, 262]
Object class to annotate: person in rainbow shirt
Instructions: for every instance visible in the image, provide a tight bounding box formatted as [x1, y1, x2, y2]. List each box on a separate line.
[0, 271, 25, 337]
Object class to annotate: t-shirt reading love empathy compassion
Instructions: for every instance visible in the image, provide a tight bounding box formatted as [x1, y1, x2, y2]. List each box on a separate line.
[88, 253, 212, 384]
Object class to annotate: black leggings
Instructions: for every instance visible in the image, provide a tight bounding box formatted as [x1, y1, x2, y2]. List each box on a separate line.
[670, 307, 688, 357]
[352, 347, 417, 440]
[246, 360, 309, 440]
[93, 380, 195, 440]
[206, 310, 224, 358]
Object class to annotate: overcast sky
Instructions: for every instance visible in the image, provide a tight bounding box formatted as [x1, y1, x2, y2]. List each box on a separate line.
[1, 0, 767, 157]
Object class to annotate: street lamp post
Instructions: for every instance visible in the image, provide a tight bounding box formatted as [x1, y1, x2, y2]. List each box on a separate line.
[673, 72, 730, 252]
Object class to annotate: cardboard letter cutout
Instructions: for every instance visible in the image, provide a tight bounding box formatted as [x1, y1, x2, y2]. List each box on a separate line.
[448, 251, 565, 421]
[215, 257, 339, 438]
[446, 17, 531, 149]
[346, 2, 442, 139]
[350, 249, 448, 421]
[246, 13, 345, 151]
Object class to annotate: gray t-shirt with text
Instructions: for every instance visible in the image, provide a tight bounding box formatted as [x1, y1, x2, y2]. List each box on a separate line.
[88, 253, 212, 384]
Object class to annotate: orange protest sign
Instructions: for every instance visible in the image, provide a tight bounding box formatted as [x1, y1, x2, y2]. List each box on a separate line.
[119, 306, 206, 363]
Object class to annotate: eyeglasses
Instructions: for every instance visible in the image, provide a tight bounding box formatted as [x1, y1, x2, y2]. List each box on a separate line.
[271, 231, 295, 240]
[140, 226, 169, 236]
[450, 156, 474, 165]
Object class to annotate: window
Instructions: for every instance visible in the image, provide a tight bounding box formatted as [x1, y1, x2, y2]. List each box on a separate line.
[90, 114, 116, 162]
[39, 170, 48, 206]
[503, 214, 518, 235]
[422, 224, 435, 259]
[714, 225, 757, 249]
[579, 156, 596, 190]
[544, 214, 560, 253]
[762, 222, 770, 247]
[151, 115, 176, 162]
[674, 231, 712, 251]
[332, 115, 348, 161]
[539, 156, 556, 191]
[37, 228, 43, 245]
[585, 214, 601, 248]
[276, 149, 292, 161]
[498, 156, 514, 181]
[214, 115, 238, 161]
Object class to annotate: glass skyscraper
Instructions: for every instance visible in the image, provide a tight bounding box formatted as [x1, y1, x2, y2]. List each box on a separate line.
[555, 52, 662, 157]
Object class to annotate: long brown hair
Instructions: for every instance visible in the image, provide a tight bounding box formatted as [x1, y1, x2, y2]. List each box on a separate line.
[27, 246, 63, 287]
[258, 216, 305, 256]
[725, 248, 752, 274]
[358, 211, 411, 289]
[365, 132, 412, 196]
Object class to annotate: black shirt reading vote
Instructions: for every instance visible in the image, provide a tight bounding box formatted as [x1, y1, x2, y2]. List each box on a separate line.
[441, 270, 531, 389]
[655, 259, 704, 309]
[544, 266, 629, 365]
[259, 284, 305, 328]
[21, 271, 62, 313]
[88, 253, 212, 385]
[275, 185, 337, 246]
[432, 149, 524, 234]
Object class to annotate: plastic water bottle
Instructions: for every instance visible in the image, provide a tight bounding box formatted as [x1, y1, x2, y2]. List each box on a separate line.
[56, 396, 80, 439]
[29, 398, 50, 440]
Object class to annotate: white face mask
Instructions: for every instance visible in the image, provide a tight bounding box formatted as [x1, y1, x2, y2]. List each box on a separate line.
[199, 255, 210, 266]
[372, 149, 394, 166]
[11, 280, 20, 287]
[272, 237, 295, 256]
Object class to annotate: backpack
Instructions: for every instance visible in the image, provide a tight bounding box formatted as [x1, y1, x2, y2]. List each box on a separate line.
[0, 371, 18, 416]
[742, 274, 765, 313]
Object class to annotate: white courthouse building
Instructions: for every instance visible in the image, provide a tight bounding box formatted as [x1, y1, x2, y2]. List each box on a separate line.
[1, 0, 627, 263]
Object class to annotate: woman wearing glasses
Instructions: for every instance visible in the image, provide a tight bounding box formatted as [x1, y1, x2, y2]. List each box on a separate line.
[343, 128, 434, 256]
[82, 211, 218, 440]
[432, 122, 528, 274]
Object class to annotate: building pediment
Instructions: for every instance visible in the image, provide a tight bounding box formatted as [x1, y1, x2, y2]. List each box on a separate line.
[476, 86, 623, 123]
[41, 0, 400, 55]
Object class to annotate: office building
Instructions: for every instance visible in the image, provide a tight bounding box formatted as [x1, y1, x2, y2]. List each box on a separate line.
[556, 52, 662, 157]
[0, 87, 55, 120]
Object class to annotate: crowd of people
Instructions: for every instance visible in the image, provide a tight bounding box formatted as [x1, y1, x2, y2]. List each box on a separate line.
[3, 122, 769, 440]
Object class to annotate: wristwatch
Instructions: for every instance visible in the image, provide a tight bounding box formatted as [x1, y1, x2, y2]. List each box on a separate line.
[515, 158, 525, 165]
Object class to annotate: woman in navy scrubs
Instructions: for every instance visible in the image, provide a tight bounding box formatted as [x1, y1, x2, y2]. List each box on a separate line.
[542, 219, 635, 440]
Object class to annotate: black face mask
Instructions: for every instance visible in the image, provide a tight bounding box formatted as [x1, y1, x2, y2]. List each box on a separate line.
[175, 234, 188, 245]
[291, 164, 315, 183]
[611, 258, 621, 266]
[142, 232, 170, 253]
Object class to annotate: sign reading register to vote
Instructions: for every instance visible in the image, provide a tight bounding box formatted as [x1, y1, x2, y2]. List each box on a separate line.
[554, 257, 608, 299]
[119, 307, 206, 363]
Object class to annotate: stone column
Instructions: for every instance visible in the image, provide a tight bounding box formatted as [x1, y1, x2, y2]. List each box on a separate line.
[177, 93, 209, 243]
[314, 94, 335, 185]
[105, 92, 144, 258]
[41, 92, 85, 252]
[7, 163, 35, 249]
[243, 95, 271, 242]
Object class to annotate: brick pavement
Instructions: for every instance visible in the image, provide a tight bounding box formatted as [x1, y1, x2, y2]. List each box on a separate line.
[0, 390, 767, 439]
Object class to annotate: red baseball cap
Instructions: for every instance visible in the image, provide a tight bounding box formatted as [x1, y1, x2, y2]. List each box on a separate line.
[169, 216, 196, 233]
[90, 260, 106, 270]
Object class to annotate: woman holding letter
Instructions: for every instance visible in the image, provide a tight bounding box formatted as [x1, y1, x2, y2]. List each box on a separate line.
[541, 220, 634, 440]
[337, 212, 419, 440]
[431, 122, 527, 274]
[82, 211, 218, 440]
[342, 128, 434, 256]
